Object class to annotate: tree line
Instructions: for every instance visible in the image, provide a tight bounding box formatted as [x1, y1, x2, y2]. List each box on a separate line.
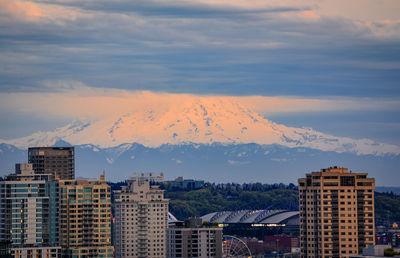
[109, 181, 400, 224]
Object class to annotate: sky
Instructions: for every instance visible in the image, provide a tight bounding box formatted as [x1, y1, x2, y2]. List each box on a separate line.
[0, 0, 400, 145]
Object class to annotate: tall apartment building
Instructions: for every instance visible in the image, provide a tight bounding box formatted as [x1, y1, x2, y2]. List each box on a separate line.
[298, 166, 375, 258]
[59, 173, 114, 257]
[167, 218, 223, 258]
[0, 163, 61, 257]
[28, 147, 75, 180]
[114, 180, 169, 258]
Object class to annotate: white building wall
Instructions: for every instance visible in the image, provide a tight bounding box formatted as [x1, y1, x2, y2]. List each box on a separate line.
[114, 181, 168, 258]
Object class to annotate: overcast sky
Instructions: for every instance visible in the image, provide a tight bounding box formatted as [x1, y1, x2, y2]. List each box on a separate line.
[0, 0, 399, 145]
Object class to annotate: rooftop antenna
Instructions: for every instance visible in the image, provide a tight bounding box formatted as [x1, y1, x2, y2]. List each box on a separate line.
[100, 170, 106, 181]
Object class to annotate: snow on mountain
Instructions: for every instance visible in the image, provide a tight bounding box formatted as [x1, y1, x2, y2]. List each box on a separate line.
[1, 97, 399, 156]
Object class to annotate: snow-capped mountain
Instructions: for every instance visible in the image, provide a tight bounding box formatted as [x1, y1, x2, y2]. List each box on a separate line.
[0, 94, 399, 183]
[1, 98, 399, 156]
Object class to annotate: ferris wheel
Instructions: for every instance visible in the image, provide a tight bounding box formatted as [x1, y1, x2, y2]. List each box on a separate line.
[222, 235, 252, 258]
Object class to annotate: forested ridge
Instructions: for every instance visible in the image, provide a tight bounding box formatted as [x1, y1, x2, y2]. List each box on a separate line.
[109, 182, 400, 222]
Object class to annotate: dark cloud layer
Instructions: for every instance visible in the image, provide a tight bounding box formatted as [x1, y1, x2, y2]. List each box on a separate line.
[37, 0, 307, 17]
[0, 0, 399, 97]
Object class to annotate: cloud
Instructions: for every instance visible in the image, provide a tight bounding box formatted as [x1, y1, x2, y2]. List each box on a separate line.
[362, 19, 400, 38]
[0, 0, 81, 23]
[280, 10, 319, 21]
[0, 0, 399, 99]
[0, 0, 398, 148]
[0, 81, 398, 121]
[172, 158, 182, 164]
[228, 160, 250, 165]
[315, 0, 400, 22]
[36, 0, 307, 17]
[0, 0, 44, 20]
[270, 158, 287, 162]
[43, 0, 399, 23]
[237, 96, 400, 115]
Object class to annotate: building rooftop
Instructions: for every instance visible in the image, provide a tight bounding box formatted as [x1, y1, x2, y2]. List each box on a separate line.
[201, 209, 299, 225]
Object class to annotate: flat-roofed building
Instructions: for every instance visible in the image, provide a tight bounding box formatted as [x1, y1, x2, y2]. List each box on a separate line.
[298, 166, 375, 258]
[59, 173, 113, 257]
[165, 177, 205, 190]
[114, 180, 169, 258]
[28, 147, 75, 180]
[128, 172, 164, 183]
[0, 163, 61, 257]
[167, 218, 223, 258]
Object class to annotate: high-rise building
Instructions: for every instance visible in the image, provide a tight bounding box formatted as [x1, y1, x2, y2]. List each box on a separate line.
[0, 163, 61, 257]
[298, 166, 375, 258]
[114, 180, 169, 258]
[59, 173, 114, 257]
[28, 147, 75, 180]
[167, 217, 223, 258]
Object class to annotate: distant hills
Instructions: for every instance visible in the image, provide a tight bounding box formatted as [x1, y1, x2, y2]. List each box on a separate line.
[376, 187, 400, 194]
[137, 183, 400, 223]
[0, 141, 399, 184]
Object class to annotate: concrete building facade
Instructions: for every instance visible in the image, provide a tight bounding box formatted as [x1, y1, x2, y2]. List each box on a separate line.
[298, 166, 375, 258]
[0, 163, 61, 257]
[114, 180, 169, 258]
[167, 218, 223, 258]
[28, 147, 75, 180]
[59, 173, 113, 257]
[129, 173, 164, 183]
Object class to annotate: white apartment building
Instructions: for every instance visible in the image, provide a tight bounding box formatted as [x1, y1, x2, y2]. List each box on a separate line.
[114, 180, 169, 258]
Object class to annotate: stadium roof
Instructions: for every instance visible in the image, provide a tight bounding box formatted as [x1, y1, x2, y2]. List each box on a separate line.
[168, 212, 178, 222]
[201, 209, 299, 224]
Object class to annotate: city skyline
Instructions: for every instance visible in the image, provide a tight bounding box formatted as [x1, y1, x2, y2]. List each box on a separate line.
[1, 161, 385, 257]
[0, 0, 399, 185]
[0, 138, 394, 257]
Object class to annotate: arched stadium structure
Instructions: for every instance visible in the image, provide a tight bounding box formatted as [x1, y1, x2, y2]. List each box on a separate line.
[168, 212, 178, 223]
[201, 209, 299, 239]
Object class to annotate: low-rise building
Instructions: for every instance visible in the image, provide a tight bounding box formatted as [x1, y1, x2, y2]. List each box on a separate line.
[165, 177, 205, 190]
[167, 217, 223, 258]
[362, 244, 391, 256]
[128, 172, 164, 183]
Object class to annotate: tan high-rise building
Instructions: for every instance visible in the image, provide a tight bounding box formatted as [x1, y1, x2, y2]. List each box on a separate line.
[59, 173, 114, 257]
[298, 166, 375, 258]
[114, 180, 169, 258]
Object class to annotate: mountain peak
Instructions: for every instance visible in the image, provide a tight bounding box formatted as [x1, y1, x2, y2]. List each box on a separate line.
[52, 138, 73, 147]
[1, 98, 399, 156]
